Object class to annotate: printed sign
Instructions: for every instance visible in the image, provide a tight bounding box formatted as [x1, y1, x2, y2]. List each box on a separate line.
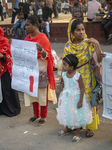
[7, 3, 12, 9]
[11, 39, 39, 97]
[102, 52, 112, 119]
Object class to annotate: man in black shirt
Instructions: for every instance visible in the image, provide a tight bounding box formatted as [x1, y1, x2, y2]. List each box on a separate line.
[42, 4, 52, 22]
[42, 3, 53, 37]
[34, 0, 50, 39]
[23, 0, 35, 20]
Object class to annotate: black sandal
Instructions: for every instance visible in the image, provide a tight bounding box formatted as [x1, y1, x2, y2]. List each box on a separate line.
[37, 119, 46, 126]
[86, 130, 94, 138]
[29, 116, 40, 123]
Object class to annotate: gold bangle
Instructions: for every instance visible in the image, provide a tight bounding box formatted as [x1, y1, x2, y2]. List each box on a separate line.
[40, 48, 44, 53]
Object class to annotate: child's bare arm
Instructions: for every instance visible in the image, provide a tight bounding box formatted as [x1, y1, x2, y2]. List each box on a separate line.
[77, 75, 85, 108]
[59, 74, 64, 90]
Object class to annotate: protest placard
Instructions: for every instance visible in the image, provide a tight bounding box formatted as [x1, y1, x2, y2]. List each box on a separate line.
[102, 52, 112, 120]
[11, 39, 39, 97]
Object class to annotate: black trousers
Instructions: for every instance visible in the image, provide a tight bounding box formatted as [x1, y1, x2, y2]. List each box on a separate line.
[87, 18, 93, 21]
[101, 18, 112, 40]
[0, 12, 3, 21]
[0, 70, 21, 117]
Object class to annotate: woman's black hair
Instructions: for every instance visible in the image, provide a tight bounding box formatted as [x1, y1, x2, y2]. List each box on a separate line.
[71, 19, 84, 33]
[63, 54, 78, 69]
[26, 15, 39, 28]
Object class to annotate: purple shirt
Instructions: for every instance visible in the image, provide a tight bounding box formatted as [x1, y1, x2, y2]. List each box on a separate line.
[87, 0, 101, 19]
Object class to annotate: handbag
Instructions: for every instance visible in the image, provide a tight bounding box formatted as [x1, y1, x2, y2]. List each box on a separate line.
[91, 84, 102, 106]
[38, 71, 49, 88]
[88, 48, 102, 107]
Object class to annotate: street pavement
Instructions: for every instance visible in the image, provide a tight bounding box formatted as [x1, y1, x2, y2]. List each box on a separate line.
[0, 43, 112, 150]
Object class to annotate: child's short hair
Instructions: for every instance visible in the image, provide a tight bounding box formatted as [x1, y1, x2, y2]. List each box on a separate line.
[63, 54, 78, 69]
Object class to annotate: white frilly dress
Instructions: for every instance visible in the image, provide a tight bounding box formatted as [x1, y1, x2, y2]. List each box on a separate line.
[57, 71, 93, 129]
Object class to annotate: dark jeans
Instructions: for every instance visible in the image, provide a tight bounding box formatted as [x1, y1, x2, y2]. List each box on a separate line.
[101, 18, 112, 40]
[39, 26, 50, 39]
[11, 8, 19, 24]
[0, 12, 4, 21]
[53, 7, 58, 17]
[13, 20, 26, 39]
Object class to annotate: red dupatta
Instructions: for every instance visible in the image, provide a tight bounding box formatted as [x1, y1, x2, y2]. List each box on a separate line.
[0, 27, 12, 77]
[24, 33, 56, 90]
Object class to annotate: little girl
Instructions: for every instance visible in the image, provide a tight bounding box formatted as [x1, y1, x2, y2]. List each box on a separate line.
[57, 54, 93, 142]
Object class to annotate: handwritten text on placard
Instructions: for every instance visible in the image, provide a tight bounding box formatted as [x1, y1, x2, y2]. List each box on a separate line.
[11, 39, 39, 97]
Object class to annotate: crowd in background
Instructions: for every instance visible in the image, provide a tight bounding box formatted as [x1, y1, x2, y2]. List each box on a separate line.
[0, 0, 112, 43]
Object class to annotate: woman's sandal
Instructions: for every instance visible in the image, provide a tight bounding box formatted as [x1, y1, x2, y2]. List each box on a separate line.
[105, 35, 112, 45]
[37, 119, 46, 126]
[107, 35, 112, 42]
[72, 136, 81, 142]
[86, 130, 94, 138]
[29, 116, 41, 123]
[58, 130, 70, 136]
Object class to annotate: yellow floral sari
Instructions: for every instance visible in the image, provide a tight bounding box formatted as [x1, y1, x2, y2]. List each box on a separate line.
[63, 19, 99, 130]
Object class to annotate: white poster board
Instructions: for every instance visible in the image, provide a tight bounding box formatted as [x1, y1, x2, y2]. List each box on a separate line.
[102, 52, 112, 119]
[7, 3, 12, 9]
[11, 39, 39, 97]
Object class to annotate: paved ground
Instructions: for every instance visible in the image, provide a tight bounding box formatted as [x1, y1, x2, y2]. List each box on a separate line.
[0, 42, 112, 150]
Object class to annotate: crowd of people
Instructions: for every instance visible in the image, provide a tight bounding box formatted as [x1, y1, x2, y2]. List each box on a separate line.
[9, 0, 112, 44]
[0, 0, 111, 143]
[11, 0, 54, 39]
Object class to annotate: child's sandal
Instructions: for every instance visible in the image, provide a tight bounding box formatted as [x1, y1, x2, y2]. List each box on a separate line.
[58, 130, 70, 136]
[72, 136, 81, 142]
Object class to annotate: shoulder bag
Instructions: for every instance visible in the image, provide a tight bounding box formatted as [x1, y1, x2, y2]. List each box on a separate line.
[88, 48, 102, 107]
[38, 71, 49, 88]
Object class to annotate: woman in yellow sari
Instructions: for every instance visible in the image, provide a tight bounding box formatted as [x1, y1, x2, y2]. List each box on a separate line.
[63, 19, 102, 137]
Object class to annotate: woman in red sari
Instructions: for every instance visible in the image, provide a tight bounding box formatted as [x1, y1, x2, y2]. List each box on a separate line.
[0, 27, 20, 117]
[24, 15, 57, 125]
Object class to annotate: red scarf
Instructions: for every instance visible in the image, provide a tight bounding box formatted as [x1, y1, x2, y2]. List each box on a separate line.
[0, 27, 12, 77]
[24, 33, 56, 90]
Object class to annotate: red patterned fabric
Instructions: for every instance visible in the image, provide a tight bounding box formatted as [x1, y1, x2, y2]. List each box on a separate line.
[24, 33, 56, 90]
[33, 101, 48, 118]
[0, 27, 12, 77]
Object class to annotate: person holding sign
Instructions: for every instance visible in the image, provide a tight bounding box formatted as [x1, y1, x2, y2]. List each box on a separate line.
[0, 27, 21, 117]
[24, 15, 57, 125]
